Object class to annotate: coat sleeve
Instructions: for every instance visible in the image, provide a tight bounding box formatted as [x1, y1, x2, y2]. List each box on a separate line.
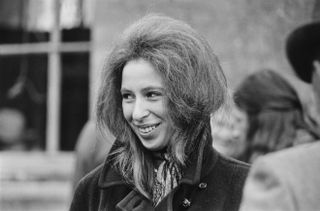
[69, 177, 89, 211]
[239, 157, 297, 211]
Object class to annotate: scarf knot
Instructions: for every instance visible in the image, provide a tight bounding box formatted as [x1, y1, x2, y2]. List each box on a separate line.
[152, 153, 181, 206]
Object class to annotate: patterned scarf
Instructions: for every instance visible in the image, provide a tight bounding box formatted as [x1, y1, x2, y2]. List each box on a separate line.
[152, 153, 182, 207]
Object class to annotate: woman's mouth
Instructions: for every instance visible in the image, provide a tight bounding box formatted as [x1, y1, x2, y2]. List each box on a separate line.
[138, 123, 160, 134]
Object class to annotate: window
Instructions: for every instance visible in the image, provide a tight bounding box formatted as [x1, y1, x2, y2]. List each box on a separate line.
[0, 0, 91, 153]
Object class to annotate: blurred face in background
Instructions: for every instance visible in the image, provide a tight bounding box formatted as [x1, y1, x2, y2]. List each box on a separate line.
[210, 105, 248, 159]
[121, 58, 174, 151]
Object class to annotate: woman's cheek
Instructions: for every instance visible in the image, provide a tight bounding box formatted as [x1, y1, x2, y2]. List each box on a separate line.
[122, 103, 132, 122]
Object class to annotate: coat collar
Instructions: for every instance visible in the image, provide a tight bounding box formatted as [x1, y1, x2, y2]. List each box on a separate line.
[98, 131, 219, 188]
[180, 132, 218, 185]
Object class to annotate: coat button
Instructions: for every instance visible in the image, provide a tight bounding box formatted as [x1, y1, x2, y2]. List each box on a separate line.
[182, 198, 191, 208]
[198, 182, 207, 189]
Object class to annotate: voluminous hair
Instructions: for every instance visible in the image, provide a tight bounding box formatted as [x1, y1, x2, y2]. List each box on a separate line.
[96, 14, 229, 198]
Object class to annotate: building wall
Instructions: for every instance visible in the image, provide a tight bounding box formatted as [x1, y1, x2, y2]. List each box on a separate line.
[91, 0, 314, 105]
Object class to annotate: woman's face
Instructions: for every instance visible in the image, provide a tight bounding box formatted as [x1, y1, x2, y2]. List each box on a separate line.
[121, 58, 173, 151]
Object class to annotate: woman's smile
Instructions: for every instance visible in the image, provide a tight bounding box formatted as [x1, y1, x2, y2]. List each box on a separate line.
[136, 123, 161, 135]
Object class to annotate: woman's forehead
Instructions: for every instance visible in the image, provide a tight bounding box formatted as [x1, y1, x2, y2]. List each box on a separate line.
[121, 58, 164, 89]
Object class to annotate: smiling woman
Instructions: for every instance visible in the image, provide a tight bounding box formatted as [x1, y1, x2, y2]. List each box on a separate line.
[70, 14, 249, 211]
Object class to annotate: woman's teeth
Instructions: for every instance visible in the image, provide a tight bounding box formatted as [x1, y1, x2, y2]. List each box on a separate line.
[139, 125, 157, 133]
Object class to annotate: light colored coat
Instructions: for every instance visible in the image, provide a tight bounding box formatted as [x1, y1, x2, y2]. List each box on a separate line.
[240, 142, 320, 211]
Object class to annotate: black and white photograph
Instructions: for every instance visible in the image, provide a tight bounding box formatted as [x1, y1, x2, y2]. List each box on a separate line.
[0, 0, 319, 210]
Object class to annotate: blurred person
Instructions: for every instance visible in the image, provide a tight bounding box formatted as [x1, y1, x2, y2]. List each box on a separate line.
[70, 14, 249, 211]
[234, 69, 317, 163]
[240, 3, 320, 210]
[0, 107, 39, 150]
[72, 120, 115, 190]
[0, 108, 26, 150]
[210, 102, 248, 160]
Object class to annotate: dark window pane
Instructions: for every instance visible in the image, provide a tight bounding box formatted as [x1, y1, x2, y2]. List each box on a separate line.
[0, 26, 91, 44]
[0, 27, 50, 44]
[60, 53, 89, 151]
[62, 27, 90, 42]
[0, 55, 47, 150]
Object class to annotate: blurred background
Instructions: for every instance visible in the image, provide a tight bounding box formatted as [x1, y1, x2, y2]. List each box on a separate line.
[0, 0, 315, 210]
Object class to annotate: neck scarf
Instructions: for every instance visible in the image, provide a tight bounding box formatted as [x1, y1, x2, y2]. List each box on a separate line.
[152, 153, 182, 207]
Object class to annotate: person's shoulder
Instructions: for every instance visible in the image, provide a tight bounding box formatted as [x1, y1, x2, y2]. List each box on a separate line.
[218, 152, 250, 172]
[84, 162, 105, 179]
[70, 163, 105, 211]
[209, 152, 250, 209]
[240, 142, 320, 211]
[246, 142, 320, 191]
[75, 163, 104, 191]
[215, 153, 250, 188]
[204, 148, 250, 185]
[256, 141, 320, 167]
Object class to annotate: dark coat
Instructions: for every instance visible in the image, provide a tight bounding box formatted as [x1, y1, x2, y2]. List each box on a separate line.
[70, 136, 249, 211]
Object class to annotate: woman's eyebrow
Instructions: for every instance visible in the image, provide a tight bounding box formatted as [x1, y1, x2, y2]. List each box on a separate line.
[141, 86, 165, 92]
[120, 88, 130, 93]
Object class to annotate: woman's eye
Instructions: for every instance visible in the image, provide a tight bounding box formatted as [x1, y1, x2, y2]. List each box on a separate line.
[122, 93, 133, 100]
[146, 92, 161, 99]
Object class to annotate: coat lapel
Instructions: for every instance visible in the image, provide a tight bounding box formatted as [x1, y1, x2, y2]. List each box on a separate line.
[116, 190, 154, 211]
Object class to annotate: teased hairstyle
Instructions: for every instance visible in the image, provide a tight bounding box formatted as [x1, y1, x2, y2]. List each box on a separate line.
[96, 14, 229, 198]
[234, 69, 315, 163]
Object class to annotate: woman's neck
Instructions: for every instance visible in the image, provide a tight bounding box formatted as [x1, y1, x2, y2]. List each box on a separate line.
[151, 147, 168, 168]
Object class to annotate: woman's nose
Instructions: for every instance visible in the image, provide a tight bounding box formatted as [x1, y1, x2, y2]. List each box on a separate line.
[132, 99, 149, 121]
